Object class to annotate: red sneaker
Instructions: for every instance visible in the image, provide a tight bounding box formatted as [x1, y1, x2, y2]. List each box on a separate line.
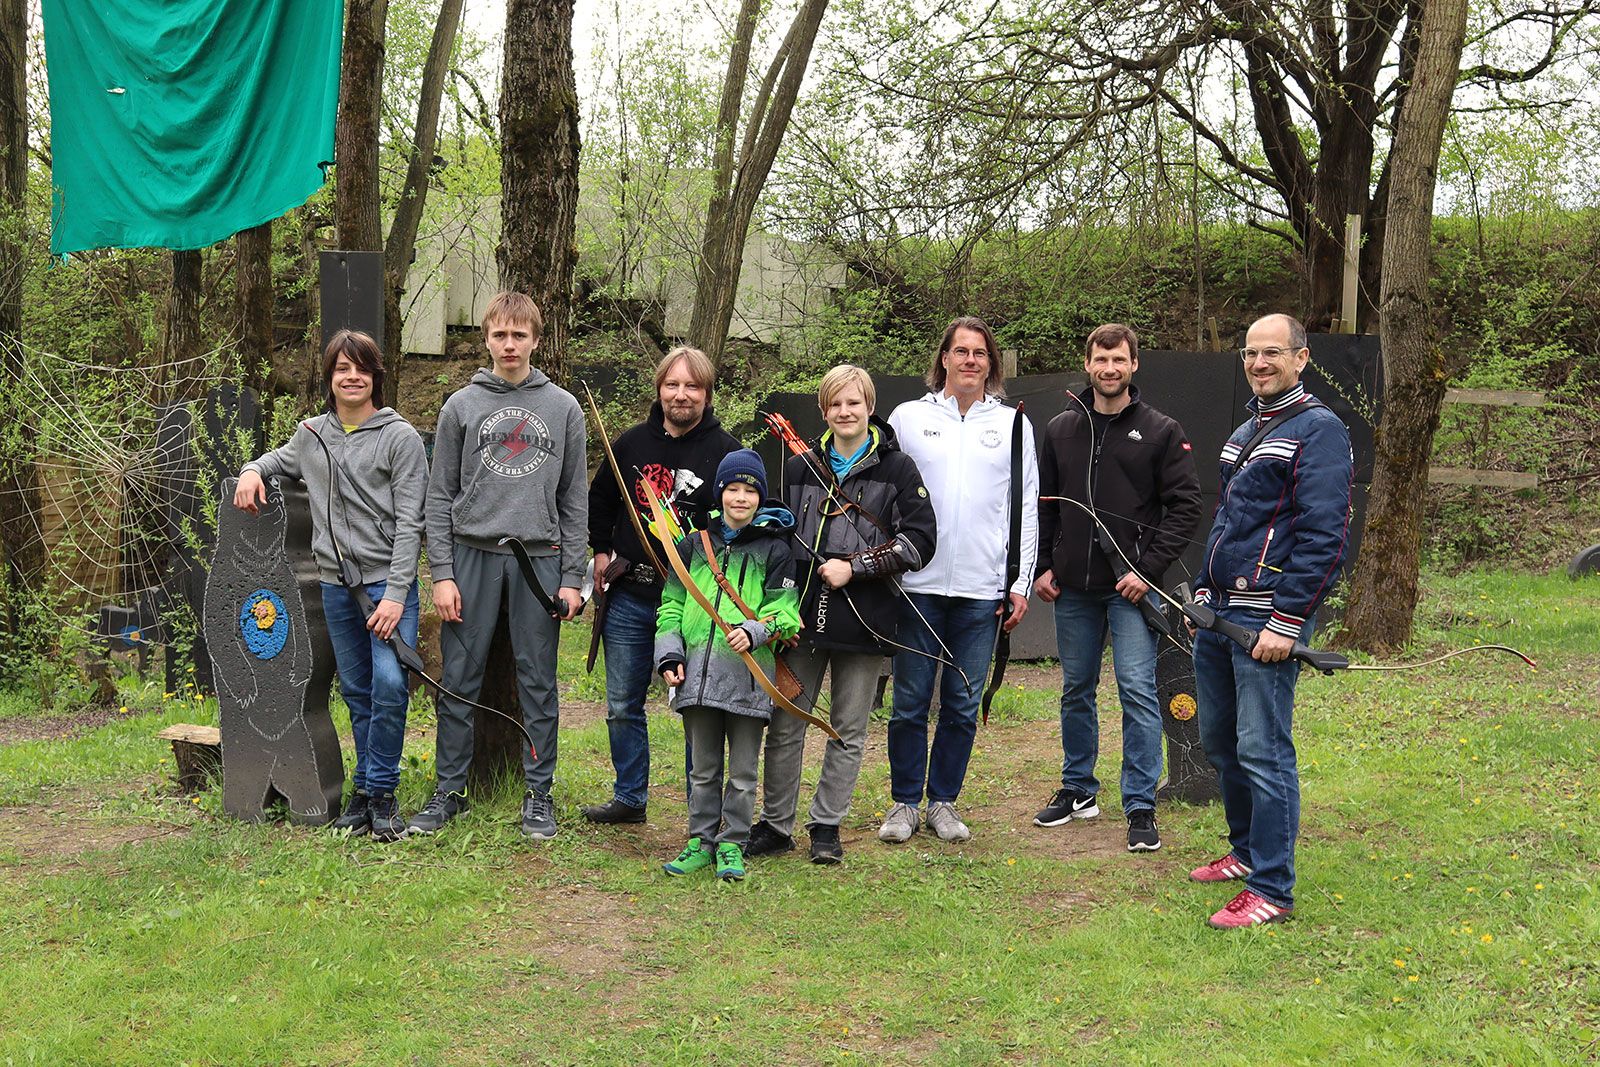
[1189, 854, 1251, 882]
[1208, 889, 1292, 929]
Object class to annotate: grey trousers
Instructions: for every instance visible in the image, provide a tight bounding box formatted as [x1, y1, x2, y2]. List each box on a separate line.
[434, 544, 561, 795]
[759, 645, 884, 835]
[682, 706, 765, 848]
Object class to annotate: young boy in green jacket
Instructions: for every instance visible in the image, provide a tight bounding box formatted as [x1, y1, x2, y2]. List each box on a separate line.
[654, 450, 800, 881]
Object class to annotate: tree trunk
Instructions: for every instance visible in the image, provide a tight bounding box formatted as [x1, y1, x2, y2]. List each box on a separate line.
[687, 0, 829, 368]
[1340, 0, 1471, 652]
[336, 0, 388, 253]
[236, 222, 274, 418]
[497, 0, 580, 386]
[165, 251, 205, 402]
[478, 0, 581, 781]
[384, 0, 465, 408]
[0, 0, 41, 648]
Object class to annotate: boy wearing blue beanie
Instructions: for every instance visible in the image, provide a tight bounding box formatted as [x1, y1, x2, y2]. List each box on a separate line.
[655, 450, 800, 880]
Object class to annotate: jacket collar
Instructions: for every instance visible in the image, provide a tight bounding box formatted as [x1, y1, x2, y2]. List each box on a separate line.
[1072, 383, 1142, 419]
[1247, 382, 1309, 419]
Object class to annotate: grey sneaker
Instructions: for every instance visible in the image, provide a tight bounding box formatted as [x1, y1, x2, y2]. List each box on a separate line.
[406, 789, 468, 835]
[877, 802, 920, 843]
[925, 801, 971, 842]
[521, 790, 558, 840]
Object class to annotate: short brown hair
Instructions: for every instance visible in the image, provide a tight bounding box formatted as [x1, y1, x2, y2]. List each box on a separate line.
[1085, 323, 1139, 363]
[481, 291, 544, 337]
[817, 364, 876, 412]
[654, 346, 716, 400]
[927, 315, 1006, 397]
[322, 329, 386, 408]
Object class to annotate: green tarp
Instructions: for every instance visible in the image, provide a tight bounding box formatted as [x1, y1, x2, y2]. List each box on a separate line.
[42, 0, 343, 255]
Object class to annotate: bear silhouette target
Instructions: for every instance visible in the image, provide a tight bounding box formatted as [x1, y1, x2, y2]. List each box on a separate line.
[204, 477, 342, 824]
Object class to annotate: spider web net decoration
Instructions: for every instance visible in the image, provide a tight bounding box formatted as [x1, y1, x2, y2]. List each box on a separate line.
[0, 337, 253, 643]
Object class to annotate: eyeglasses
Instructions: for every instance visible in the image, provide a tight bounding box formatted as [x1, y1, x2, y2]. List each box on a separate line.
[949, 346, 990, 361]
[1239, 346, 1301, 363]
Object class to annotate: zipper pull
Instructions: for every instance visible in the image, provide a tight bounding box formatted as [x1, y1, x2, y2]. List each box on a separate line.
[1254, 527, 1275, 580]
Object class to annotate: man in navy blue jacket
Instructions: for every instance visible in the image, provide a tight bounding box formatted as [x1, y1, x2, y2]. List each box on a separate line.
[1188, 313, 1353, 929]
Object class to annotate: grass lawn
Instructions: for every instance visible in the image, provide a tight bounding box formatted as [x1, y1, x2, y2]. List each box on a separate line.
[1, 569, 1596, 1065]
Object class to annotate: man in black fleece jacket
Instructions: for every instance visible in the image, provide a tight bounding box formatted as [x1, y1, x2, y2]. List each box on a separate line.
[1032, 323, 1201, 852]
[581, 346, 740, 824]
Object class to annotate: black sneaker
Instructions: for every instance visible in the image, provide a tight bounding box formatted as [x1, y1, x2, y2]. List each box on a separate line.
[581, 797, 647, 824]
[1127, 809, 1161, 852]
[521, 790, 558, 840]
[369, 792, 406, 842]
[1034, 788, 1099, 827]
[745, 819, 795, 857]
[332, 789, 371, 835]
[406, 789, 468, 835]
[808, 823, 843, 865]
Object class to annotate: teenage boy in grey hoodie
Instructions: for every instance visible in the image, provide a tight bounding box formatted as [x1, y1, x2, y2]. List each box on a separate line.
[234, 329, 428, 842]
[409, 292, 588, 840]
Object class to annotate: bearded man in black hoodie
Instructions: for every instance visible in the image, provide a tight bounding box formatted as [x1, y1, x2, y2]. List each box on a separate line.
[580, 347, 741, 825]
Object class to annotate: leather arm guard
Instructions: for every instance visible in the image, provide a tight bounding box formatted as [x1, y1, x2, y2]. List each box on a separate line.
[849, 535, 922, 579]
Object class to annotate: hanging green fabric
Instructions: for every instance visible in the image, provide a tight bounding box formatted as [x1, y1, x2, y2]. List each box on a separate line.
[41, 0, 344, 256]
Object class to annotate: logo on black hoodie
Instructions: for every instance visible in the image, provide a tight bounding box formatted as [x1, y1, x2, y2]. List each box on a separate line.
[475, 407, 557, 477]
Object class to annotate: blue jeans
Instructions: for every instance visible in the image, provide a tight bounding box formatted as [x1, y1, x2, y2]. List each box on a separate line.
[1053, 588, 1162, 813]
[601, 585, 662, 808]
[1193, 609, 1310, 909]
[888, 592, 1001, 804]
[321, 581, 420, 796]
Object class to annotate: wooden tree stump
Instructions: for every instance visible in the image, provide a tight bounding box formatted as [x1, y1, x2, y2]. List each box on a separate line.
[156, 724, 222, 793]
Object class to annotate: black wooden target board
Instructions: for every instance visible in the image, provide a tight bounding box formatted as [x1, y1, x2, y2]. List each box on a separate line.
[204, 476, 342, 824]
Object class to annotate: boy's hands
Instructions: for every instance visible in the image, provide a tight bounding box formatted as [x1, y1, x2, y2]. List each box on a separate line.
[660, 663, 685, 686]
[433, 579, 462, 622]
[233, 469, 267, 513]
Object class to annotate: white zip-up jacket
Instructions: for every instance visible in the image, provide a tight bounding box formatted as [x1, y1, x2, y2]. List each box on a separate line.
[889, 391, 1039, 601]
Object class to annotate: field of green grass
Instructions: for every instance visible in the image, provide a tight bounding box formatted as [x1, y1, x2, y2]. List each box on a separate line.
[1, 570, 1595, 1065]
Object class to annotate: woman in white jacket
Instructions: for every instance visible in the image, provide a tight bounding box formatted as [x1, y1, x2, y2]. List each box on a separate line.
[880, 316, 1038, 844]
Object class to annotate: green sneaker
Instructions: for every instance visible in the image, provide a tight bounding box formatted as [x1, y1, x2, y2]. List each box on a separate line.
[715, 842, 747, 881]
[663, 838, 714, 876]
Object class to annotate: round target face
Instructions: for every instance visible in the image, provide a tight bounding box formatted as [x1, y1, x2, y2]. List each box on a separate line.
[1169, 693, 1197, 721]
[239, 589, 290, 660]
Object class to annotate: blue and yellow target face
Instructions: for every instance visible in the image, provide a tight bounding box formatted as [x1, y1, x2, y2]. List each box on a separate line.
[238, 589, 290, 660]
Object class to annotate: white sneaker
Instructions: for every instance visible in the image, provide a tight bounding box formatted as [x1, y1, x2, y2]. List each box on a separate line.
[925, 801, 971, 842]
[877, 802, 920, 843]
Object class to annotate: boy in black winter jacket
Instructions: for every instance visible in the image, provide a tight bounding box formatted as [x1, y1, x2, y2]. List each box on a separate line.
[749, 365, 937, 864]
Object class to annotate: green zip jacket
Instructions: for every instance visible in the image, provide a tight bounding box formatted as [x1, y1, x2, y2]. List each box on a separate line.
[653, 506, 801, 720]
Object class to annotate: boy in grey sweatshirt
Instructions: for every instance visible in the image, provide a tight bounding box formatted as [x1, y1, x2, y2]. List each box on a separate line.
[409, 292, 588, 841]
[236, 329, 428, 841]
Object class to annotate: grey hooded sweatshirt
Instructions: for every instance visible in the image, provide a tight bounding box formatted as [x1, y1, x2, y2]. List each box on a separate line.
[427, 367, 588, 587]
[243, 408, 428, 603]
